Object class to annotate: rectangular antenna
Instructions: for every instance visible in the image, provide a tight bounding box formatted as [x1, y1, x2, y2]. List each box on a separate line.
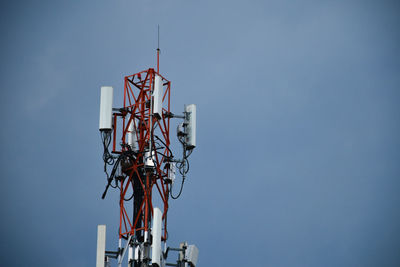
[153, 75, 163, 119]
[185, 245, 199, 267]
[96, 225, 106, 267]
[127, 120, 138, 151]
[151, 207, 162, 267]
[184, 104, 196, 148]
[99, 86, 113, 131]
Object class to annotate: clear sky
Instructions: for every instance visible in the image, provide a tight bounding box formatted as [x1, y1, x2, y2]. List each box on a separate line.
[0, 0, 399, 266]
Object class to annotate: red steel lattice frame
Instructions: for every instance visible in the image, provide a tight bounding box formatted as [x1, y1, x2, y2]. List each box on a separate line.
[112, 68, 171, 241]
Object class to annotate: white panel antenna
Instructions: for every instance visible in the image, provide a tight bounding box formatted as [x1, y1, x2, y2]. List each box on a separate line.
[153, 75, 163, 119]
[167, 162, 176, 184]
[96, 225, 106, 267]
[99, 86, 113, 131]
[185, 245, 199, 267]
[184, 104, 196, 148]
[151, 207, 162, 267]
[128, 245, 133, 263]
[127, 120, 138, 151]
[145, 151, 155, 168]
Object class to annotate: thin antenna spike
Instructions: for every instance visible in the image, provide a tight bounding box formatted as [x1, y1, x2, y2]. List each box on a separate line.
[158, 24, 160, 50]
[157, 25, 160, 73]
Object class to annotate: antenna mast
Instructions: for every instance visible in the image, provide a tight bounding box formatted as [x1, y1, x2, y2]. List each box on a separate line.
[97, 33, 198, 267]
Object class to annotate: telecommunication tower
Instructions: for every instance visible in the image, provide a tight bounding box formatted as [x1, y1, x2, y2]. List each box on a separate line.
[96, 34, 198, 267]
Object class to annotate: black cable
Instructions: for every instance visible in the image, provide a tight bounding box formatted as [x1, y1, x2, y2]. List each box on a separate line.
[101, 131, 114, 166]
[154, 135, 174, 158]
[124, 188, 134, 201]
[101, 115, 193, 200]
[185, 148, 193, 158]
[184, 158, 189, 173]
[170, 177, 185, 199]
[102, 149, 136, 198]
[102, 155, 122, 199]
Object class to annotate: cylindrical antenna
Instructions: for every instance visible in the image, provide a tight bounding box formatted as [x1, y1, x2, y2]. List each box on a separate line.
[157, 25, 160, 73]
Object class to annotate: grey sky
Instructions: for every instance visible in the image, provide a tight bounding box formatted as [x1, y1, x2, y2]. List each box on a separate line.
[0, 0, 399, 266]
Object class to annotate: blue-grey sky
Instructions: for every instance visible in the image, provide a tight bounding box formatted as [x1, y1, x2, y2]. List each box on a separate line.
[1, 0, 399, 266]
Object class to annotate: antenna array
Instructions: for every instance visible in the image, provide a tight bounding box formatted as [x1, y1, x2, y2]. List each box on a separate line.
[97, 38, 198, 267]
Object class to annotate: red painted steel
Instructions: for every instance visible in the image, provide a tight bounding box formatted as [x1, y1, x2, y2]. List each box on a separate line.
[112, 68, 171, 241]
